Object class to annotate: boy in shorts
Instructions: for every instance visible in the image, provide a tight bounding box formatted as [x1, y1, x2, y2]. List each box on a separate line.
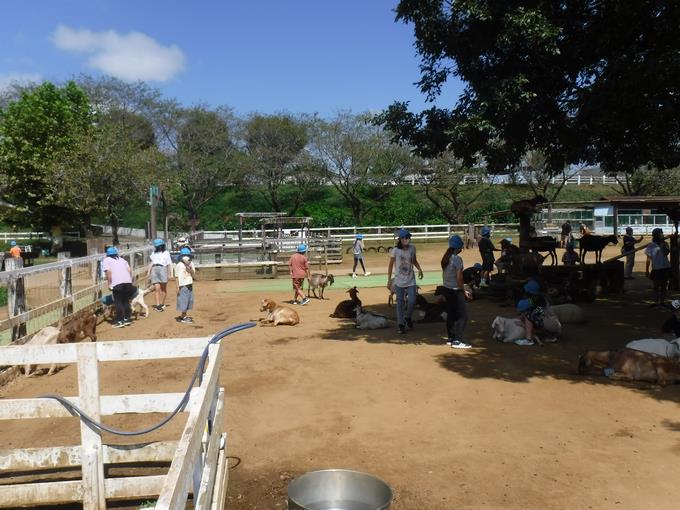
[289, 244, 311, 305]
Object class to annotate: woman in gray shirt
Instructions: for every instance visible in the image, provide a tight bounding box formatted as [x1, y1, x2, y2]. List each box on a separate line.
[441, 235, 472, 348]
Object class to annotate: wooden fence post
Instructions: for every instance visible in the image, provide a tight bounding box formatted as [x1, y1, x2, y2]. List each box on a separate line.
[90, 251, 102, 304]
[77, 343, 106, 510]
[58, 253, 73, 317]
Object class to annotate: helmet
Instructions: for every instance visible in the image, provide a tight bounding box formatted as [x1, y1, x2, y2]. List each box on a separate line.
[652, 227, 663, 238]
[153, 238, 165, 247]
[566, 242, 574, 250]
[671, 300, 680, 311]
[297, 244, 308, 253]
[398, 228, 411, 239]
[448, 235, 464, 249]
[480, 226, 491, 237]
[105, 246, 118, 256]
[625, 227, 633, 234]
[179, 247, 192, 256]
[500, 238, 511, 245]
[9, 240, 16, 247]
[517, 298, 532, 313]
[523, 280, 541, 295]
[473, 262, 482, 270]
[356, 234, 364, 240]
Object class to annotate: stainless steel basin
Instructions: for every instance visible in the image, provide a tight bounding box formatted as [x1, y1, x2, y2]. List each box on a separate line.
[288, 469, 393, 510]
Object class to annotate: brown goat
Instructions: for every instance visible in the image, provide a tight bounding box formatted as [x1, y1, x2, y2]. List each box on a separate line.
[330, 287, 362, 318]
[259, 299, 299, 326]
[578, 348, 680, 385]
[58, 309, 98, 343]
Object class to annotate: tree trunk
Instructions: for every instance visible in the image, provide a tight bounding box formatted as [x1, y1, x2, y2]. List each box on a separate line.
[110, 212, 119, 246]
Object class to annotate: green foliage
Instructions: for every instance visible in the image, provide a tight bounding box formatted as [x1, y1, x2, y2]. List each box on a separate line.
[381, 1, 680, 175]
[0, 81, 94, 228]
[0, 287, 7, 308]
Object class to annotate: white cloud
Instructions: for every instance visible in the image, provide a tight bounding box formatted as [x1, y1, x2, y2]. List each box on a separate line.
[0, 72, 42, 91]
[52, 25, 186, 82]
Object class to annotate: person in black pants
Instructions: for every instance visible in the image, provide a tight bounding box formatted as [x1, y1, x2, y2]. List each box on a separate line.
[102, 246, 135, 328]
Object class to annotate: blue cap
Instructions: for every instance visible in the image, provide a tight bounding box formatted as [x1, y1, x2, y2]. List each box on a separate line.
[398, 228, 411, 239]
[356, 234, 364, 239]
[297, 244, 308, 253]
[517, 298, 532, 313]
[524, 280, 541, 295]
[106, 246, 118, 256]
[9, 240, 16, 246]
[481, 226, 491, 237]
[180, 247, 192, 256]
[153, 238, 164, 247]
[473, 262, 482, 270]
[448, 235, 464, 249]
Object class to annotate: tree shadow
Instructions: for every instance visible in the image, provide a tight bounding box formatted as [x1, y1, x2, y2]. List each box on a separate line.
[319, 281, 680, 403]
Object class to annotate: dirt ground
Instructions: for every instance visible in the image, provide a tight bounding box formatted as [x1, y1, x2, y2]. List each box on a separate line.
[2, 241, 680, 509]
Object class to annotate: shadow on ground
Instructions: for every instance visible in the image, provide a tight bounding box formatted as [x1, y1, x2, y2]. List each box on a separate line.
[318, 277, 680, 404]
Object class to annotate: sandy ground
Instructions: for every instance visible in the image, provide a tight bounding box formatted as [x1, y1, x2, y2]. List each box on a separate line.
[2, 242, 680, 509]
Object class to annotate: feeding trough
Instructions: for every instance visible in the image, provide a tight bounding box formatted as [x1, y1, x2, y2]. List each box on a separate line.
[287, 469, 393, 510]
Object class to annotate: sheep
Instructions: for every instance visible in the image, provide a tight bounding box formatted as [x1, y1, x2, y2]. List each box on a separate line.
[548, 304, 586, 324]
[625, 338, 680, 360]
[578, 348, 680, 385]
[355, 306, 390, 330]
[491, 316, 526, 343]
[579, 234, 618, 264]
[258, 299, 299, 326]
[23, 326, 61, 377]
[330, 287, 362, 318]
[308, 273, 335, 300]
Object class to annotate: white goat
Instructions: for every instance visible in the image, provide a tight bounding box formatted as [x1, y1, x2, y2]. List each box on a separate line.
[549, 304, 586, 324]
[355, 306, 390, 330]
[491, 316, 526, 343]
[626, 338, 680, 360]
[23, 326, 60, 377]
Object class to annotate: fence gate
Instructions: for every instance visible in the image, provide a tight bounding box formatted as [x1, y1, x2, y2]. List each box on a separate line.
[0, 337, 230, 510]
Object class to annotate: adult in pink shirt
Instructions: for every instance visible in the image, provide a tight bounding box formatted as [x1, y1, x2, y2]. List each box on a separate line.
[102, 246, 134, 327]
[288, 244, 311, 305]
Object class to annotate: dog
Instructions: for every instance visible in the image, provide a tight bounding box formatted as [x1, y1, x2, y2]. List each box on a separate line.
[258, 298, 300, 326]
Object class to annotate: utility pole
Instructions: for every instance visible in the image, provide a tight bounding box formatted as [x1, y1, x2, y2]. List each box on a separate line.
[149, 185, 159, 240]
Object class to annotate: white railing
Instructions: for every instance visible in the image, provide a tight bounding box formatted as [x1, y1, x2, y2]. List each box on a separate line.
[401, 173, 623, 186]
[0, 337, 230, 510]
[0, 231, 80, 241]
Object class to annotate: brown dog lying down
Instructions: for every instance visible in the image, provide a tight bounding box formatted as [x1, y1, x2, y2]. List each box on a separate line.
[259, 299, 299, 326]
[578, 348, 680, 385]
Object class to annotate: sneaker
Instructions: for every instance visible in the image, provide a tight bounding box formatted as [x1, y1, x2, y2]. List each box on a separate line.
[450, 340, 472, 349]
[514, 338, 534, 346]
[123, 319, 133, 326]
[180, 316, 193, 323]
[543, 336, 558, 343]
[300, 297, 310, 306]
[405, 318, 413, 329]
[398, 324, 406, 334]
[112, 321, 125, 329]
[364, 272, 371, 276]
[154, 305, 164, 311]
[479, 281, 489, 288]
[351, 273, 357, 278]
[445, 338, 454, 346]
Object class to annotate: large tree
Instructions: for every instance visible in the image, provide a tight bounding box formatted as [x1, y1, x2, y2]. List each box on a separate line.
[156, 104, 242, 232]
[310, 112, 414, 224]
[0, 81, 93, 229]
[243, 114, 314, 214]
[378, 1, 680, 178]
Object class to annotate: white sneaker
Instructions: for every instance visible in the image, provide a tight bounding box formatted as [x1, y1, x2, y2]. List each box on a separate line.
[351, 273, 357, 278]
[450, 340, 472, 349]
[364, 272, 371, 276]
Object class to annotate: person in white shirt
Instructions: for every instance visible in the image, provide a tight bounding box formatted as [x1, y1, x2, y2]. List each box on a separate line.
[147, 238, 173, 311]
[387, 229, 424, 334]
[645, 227, 671, 306]
[175, 247, 196, 323]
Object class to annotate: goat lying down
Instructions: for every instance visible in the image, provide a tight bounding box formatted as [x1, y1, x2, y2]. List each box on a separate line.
[258, 299, 299, 326]
[491, 313, 562, 343]
[355, 306, 389, 330]
[578, 348, 680, 385]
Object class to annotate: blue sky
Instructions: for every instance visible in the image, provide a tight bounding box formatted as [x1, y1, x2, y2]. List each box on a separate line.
[0, 0, 463, 116]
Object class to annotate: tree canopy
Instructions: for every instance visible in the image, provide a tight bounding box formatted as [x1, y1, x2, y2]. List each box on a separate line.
[378, 1, 680, 176]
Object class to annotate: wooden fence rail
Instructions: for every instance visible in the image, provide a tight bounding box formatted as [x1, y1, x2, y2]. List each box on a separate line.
[0, 336, 229, 510]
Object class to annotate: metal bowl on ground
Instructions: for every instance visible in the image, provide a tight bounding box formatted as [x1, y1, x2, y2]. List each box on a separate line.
[287, 469, 393, 510]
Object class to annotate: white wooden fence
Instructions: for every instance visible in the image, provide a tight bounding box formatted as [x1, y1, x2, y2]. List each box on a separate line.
[0, 245, 153, 343]
[0, 337, 229, 510]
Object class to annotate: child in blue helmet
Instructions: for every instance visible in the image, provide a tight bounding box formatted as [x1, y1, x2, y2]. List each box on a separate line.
[387, 228, 424, 334]
[518, 279, 547, 344]
[440, 235, 473, 348]
[351, 234, 371, 278]
[478, 226, 497, 287]
[562, 242, 579, 266]
[102, 246, 134, 328]
[148, 238, 173, 311]
[462, 262, 483, 288]
[175, 247, 196, 323]
[289, 244, 311, 305]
